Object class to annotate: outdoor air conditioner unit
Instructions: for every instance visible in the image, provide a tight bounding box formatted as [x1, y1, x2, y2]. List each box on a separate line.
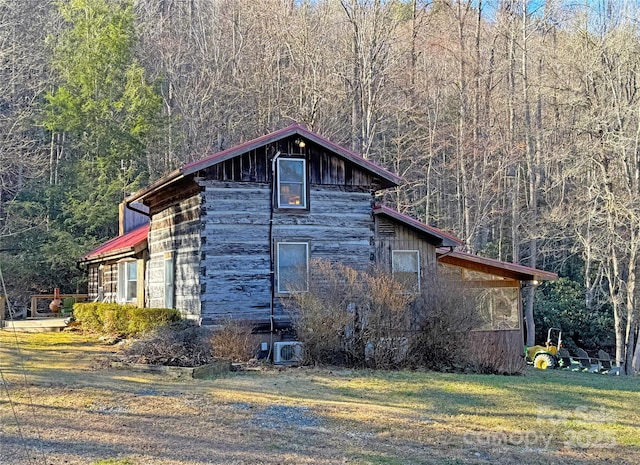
[273, 341, 303, 365]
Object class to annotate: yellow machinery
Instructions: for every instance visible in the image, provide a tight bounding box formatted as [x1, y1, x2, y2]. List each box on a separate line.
[525, 328, 561, 369]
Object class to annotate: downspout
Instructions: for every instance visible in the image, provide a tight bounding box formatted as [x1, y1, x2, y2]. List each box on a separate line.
[269, 151, 282, 348]
[436, 246, 455, 259]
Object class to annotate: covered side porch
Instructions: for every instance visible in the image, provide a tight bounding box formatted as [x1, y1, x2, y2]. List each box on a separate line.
[438, 251, 558, 373]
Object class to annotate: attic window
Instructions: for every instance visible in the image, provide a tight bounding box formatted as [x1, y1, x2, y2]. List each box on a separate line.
[277, 158, 307, 209]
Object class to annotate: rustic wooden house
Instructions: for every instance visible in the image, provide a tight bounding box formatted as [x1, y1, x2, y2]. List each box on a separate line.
[78, 123, 556, 367]
[80, 123, 402, 327]
[80, 204, 149, 307]
[372, 204, 556, 371]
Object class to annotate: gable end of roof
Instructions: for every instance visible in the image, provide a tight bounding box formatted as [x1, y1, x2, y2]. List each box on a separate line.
[127, 123, 401, 203]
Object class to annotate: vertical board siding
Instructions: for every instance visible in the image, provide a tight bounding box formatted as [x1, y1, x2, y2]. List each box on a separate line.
[202, 139, 374, 187]
[374, 218, 438, 285]
[147, 194, 202, 319]
[199, 181, 376, 326]
[468, 329, 526, 374]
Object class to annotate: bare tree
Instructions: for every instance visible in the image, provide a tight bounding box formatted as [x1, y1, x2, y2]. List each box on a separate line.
[0, 0, 55, 237]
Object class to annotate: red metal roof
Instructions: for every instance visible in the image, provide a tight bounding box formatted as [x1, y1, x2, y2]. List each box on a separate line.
[437, 250, 558, 282]
[373, 205, 462, 247]
[127, 123, 402, 203]
[80, 224, 148, 263]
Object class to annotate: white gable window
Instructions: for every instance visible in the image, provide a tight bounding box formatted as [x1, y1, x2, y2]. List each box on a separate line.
[277, 242, 309, 293]
[117, 260, 137, 303]
[277, 158, 307, 208]
[392, 250, 420, 293]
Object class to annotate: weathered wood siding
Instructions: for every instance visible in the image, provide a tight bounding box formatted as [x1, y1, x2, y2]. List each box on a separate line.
[272, 185, 375, 324]
[87, 257, 145, 305]
[199, 180, 375, 326]
[199, 182, 272, 324]
[147, 193, 202, 319]
[374, 216, 438, 286]
[87, 264, 100, 301]
[97, 263, 117, 302]
[202, 138, 376, 187]
[468, 329, 526, 374]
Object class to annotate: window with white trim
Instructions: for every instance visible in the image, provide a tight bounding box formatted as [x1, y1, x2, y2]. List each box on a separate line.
[277, 158, 307, 208]
[392, 250, 420, 293]
[117, 260, 137, 303]
[277, 242, 309, 293]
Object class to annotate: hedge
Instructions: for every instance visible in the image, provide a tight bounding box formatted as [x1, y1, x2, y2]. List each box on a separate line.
[73, 302, 181, 337]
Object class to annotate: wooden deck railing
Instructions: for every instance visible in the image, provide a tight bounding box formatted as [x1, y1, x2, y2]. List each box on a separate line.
[30, 294, 89, 318]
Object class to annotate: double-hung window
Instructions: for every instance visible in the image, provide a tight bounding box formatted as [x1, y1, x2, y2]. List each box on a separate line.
[277, 158, 306, 208]
[277, 242, 309, 293]
[392, 250, 420, 293]
[117, 260, 137, 303]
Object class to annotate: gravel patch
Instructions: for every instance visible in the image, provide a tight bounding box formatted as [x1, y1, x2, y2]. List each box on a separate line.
[248, 404, 323, 429]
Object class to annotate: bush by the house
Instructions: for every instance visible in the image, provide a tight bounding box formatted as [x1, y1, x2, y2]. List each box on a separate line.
[119, 321, 214, 367]
[407, 281, 483, 371]
[73, 302, 180, 337]
[210, 319, 257, 362]
[286, 260, 483, 371]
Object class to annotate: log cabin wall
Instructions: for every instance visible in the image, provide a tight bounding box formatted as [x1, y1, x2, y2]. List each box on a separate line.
[197, 138, 377, 327]
[101, 263, 117, 302]
[199, 181, 272, 324]
[87, 264, 100, 301]
[199, 181, 375, 326]
[87, 258, 144, 304]
[271, 185, 374, 324]
[147, 192, 202, 319]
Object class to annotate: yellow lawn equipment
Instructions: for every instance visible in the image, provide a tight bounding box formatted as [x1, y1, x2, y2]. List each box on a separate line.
[525, 328, 562, 369]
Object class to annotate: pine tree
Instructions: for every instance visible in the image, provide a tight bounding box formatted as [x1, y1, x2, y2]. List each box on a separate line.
[44, 0, 160, 240]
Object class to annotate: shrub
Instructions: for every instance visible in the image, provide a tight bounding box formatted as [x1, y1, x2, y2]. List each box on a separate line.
[534, 277, 614, 352]
[120, 321, 214, 367]
[286, 260, 484, 371]
[407, 280, 483, 371]
[210, 319, 256, 362]
[286, 260, 415, 369]
[73, 302, 180, 337]
[286, 260, 362, 366]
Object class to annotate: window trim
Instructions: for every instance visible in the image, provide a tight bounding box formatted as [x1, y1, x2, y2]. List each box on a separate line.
[276, 242, 309, 294]
[164, 253, 175, 309]
[391, 250, 421, 293]
[117, 260, 138, 304]
[276, 157, 307, 209]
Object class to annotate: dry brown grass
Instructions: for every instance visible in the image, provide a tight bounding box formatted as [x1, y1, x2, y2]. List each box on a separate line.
[1, 330, 638, 465]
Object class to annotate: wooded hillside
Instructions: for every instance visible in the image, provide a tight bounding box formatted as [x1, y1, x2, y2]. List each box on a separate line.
[0, 0, 638, 372]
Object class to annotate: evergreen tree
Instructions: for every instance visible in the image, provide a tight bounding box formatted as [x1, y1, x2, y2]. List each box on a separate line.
[44, 0, 160, 240]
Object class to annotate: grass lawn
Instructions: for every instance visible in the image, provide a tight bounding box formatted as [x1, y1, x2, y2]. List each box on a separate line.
[1, 330, 638, 465]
